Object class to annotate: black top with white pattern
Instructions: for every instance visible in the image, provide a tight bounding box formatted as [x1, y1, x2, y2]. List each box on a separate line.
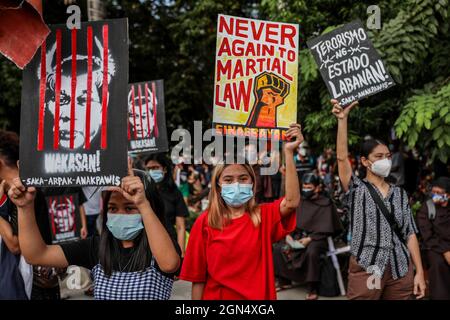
[344, 174, 418, 279]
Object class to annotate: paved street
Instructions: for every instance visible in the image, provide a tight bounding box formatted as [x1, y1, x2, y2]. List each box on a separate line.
[63, 279, 346, 300]
[170, 280, 346, 300]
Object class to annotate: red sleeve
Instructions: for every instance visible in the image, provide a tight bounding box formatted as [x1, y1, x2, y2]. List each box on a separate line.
[261, 197, 296, 243]
[179, 212, 208, 283]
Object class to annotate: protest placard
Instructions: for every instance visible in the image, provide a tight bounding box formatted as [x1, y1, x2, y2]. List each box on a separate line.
[307, 20, 395, 106]
[127, 80, 168, 155]
[20, 19, 129, 187]
[46, 192, 82, 244]
[213, 14, 299, 140]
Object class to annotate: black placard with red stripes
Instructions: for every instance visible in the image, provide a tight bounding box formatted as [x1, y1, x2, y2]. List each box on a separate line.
[46, 193, 81, 244]
[20, 19, 128, 187]
[127, 80, 168, 155]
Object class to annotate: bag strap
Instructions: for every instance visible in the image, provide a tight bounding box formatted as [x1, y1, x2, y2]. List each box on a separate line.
[362, 181, 406, 245]
[426, 199, 436, 220]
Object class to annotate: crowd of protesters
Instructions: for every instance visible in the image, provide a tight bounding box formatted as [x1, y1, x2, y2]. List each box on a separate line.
[0, 101, 449, 301]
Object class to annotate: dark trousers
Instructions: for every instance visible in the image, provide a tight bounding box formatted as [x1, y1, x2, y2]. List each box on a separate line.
[427, 250, 450, 300]
[31, 285, 60, 300]
[273, 239, 327, 285]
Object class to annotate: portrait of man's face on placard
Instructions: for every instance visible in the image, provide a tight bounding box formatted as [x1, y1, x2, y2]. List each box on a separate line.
[128, 84, 156, 139]
[49, 196, 76, 233]
[40, 35, 116, 150]
[20, 19, 129, 188]
[126, 80, 169, 156]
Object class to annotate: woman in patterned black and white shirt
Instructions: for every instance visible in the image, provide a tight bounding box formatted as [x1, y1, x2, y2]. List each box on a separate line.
[331, 99, 426, 300]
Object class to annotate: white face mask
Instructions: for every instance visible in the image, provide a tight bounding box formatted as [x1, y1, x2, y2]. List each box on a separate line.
[369, 158, 392, 178]
[299, 148, 307, 157]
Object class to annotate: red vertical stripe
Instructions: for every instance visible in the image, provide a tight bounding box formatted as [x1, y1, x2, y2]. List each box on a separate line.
[127, 115, 131, 140]
[53, 30, 62, 150]
[138, 84, 144, 139]
[37, 42, 47, 151]
[145, 83, 150, 138]
[100, 24, 109, 149]
[152, 82, 158, 138]
[131, 86, 137, 139]
[0, 194, 7, 206]
[85, 26, 93, 149]
[70, 28, 77, 149]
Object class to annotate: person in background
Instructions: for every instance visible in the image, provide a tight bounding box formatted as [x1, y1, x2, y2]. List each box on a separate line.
[9, 163, 180, 300]
[179, 123, 302, 300]
[174, 161, 190, 204]
[187, 170, 206, 213]
[145, 153, 189, 259]
[331, 99, 426, 300]
[403, 148, 421, 196]
[270, 150, 282, 200]
[417, 177, 450, 300]
[389, 141, 405, 187]
[294, 141, 315, 182]
[273, 172, 342, 300]
[0, 180, 32, 299]
[82, 186, 104, 237]
[0, 130, 58, 300]
[317, 148, 336, 194]
[244, 143, 265, 203]
[200, 162, 212, 187]
[194, 163, 208, 188]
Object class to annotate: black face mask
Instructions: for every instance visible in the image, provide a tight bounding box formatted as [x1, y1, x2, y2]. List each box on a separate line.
[301, 189, 315, 199]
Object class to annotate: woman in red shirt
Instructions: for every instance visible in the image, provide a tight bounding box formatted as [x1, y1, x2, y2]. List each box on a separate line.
[180, 123, 303, 300]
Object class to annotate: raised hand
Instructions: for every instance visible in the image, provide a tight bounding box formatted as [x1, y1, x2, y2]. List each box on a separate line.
[331, 99, 358, 120]
[7, 177, 36, 209]
[108, 158, 149, 210]
[284, 123, 304, 153]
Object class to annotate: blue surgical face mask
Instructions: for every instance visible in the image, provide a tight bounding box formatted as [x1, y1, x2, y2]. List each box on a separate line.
[220, 182, 254, 207]
[148, 169, 164, 183]
[106, 213, 144, 240]
[432, 193, 448, 204]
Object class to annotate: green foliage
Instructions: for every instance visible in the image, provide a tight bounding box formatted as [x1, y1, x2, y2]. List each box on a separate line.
[395, 80, 450, 163]
[372, 0, 449, 85]
[0, 58, 21, 130]
[263, 0, 450, 161]
[411, 200, 422, 217]
[0, 0, 448, 163]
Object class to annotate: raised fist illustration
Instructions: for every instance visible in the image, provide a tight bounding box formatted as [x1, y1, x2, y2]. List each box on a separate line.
[246, 72, 290, 128]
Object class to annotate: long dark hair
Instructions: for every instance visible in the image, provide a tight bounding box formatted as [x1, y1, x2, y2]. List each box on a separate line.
[99, 171, 166, 276]
[0, 130, 19, 168]
[144, 153, 177, 193]
[358, 138, 388, 178]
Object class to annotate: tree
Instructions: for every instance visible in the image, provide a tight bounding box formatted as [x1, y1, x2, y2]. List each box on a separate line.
[0, 0, 448, 164]
[261, 0, 450, 163]
[0, 58, 21, 130]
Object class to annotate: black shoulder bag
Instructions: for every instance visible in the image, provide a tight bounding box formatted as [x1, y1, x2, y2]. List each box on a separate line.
[362, 181, 406, 245]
